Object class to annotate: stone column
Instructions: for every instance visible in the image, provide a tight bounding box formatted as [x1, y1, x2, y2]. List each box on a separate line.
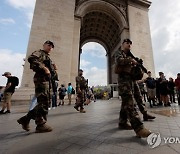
[12, 0, 79, 101]
[127, 1, 155, 76]
[70, 17, 81, 88]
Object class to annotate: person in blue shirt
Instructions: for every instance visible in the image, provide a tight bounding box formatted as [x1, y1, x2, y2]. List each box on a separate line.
[67, 83, 73, 105]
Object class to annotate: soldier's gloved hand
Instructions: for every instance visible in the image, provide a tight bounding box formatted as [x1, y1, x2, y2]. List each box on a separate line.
[52, 64, 57, 70]
[43, 66, 50, 75]
[131, 59, 138, 66]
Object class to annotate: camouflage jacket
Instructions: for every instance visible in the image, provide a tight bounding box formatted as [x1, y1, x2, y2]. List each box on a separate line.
[76, 75, 88, 90]
[28, 49, 56, 82]
[114, 49, 133, 75]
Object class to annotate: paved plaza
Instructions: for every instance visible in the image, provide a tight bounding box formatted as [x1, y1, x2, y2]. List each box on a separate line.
[1, 99, 180, 154]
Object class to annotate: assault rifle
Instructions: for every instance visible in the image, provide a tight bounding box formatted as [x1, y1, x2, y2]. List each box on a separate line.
[127, 51, 148, 74]
[44, 59, 59, 94]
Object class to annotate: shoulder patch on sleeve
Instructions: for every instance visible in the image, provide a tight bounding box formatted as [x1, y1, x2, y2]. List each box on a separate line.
[31, 50, 42, 57]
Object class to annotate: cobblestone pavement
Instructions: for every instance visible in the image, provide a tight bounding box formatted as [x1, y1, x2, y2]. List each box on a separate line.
[1, 99, 180, 154]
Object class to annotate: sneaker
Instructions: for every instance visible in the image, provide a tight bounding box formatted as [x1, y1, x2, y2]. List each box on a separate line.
[35, 124, 52, 133]
[74, 106, 79, 111]
[48, 108, 51, 110]
[17, 116, 30, 131]
[4, 110, 11, 114]
[118, 123, 132, 130]
[136, 128, 151, 138]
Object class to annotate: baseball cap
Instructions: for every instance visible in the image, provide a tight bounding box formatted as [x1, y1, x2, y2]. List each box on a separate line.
[147, 71, 151, 73]
[2, 72, 11, 76]
[79, 69, 83, 72]
[44, 40, 54, 48]
[159, 72, 164, 75]
[122, 39, 132, 44]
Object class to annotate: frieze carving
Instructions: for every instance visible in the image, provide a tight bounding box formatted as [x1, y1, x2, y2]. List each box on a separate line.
[102, 0, 127, 20]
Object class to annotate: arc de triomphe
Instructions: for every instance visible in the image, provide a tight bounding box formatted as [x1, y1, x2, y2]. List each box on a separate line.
[13, 0, 155, 100]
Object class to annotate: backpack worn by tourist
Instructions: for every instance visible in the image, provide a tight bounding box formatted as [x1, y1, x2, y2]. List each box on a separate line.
[71, 87, 75, 94]
[12, 76, 19, 87]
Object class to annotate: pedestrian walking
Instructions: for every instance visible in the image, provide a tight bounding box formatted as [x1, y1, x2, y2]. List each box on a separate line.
[74, 69, 87, 113]
[115, 39, 152, 138]
[17, 40, 58, 133]
[0, 72, 19, 114]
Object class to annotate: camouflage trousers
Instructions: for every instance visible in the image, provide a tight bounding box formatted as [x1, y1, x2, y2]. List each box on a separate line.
[133, 82, 147, 115]
[25, 81, 51, 125]
[118, 75, 144, 132]
[75, 89, 86, 110]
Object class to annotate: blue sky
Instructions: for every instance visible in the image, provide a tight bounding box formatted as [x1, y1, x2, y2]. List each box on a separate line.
[0, 0, 180, 86]
[0, 0, 32, 52]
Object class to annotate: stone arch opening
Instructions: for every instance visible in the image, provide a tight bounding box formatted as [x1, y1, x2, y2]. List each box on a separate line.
[75, 0, 129, 84]
[80, 42, 107, 86]
[75, 0, 128, 28]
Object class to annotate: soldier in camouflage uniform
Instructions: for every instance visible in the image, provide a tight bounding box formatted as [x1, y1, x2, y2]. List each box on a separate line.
[74, 69, 87, 113]
[115, 39, 152, 138]
[17, 40, 57, 133]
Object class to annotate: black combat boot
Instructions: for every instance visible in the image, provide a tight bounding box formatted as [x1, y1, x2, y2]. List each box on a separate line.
[143, 113, 156, 121]
[118, 122, 132, 130]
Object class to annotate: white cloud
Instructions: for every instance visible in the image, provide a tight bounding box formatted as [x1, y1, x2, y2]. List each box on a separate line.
[149, 0, 180, 79]
[80, 59, 91, 67]
[6, 0, 36, 9]
[83, 67, 107, 86]
[0, 49, 25, 86]
[82, 42, 106, 58]
[6, 0, 36, 27]
[0, 18, 15, 24]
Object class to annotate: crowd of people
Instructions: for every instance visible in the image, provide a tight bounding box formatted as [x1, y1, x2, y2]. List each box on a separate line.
[138, 71, 180, 108]
[48, 82, 95, 110]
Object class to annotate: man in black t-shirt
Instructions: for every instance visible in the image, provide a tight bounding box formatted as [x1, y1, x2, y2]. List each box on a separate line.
[144, 71, 157, 107]
[0, 72, 17, 114]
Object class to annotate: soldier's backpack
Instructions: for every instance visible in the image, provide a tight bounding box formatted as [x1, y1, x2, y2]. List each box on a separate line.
[12, 76, 19, 87]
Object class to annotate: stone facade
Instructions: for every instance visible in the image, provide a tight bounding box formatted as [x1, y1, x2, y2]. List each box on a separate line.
[12, 0, 155, 101]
